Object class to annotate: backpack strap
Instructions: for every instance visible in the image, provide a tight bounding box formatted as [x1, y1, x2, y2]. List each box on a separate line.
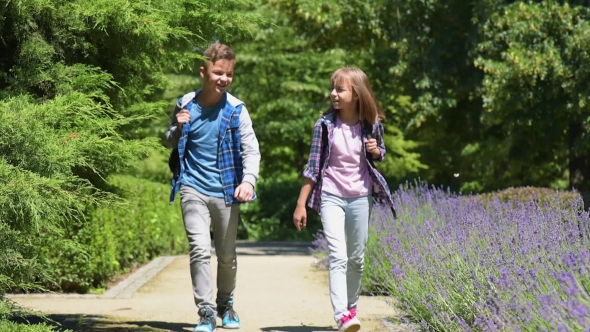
[364, 121, 376, 168]
[169, 93, 197, 178]
[364, 120, 397, 219]
[318, 122, 329, 180]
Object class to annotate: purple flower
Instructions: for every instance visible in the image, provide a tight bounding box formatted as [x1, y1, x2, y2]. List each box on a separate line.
[309, 181, 590, 330]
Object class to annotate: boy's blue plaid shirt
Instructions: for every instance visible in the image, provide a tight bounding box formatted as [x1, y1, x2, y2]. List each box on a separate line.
[169, 93, 258, 205]
[302, 112, 396, 215]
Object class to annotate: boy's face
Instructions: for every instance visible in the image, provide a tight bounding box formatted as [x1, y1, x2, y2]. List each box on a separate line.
[200, 59, 235, 95]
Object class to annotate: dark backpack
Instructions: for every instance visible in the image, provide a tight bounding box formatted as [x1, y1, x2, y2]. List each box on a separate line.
[169, 148, 181, 179]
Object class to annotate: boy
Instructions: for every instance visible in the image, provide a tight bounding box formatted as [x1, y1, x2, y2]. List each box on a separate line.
[165, 42, 260, 332]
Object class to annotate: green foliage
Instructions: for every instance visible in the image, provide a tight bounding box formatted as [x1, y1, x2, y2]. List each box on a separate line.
[475, 1, 590, 193]
[0, 0, 259, 103]
[228, 0, 424, 181]
[0, 91, 150, 295]
[239, 173, 321, 240]
[34, 175, 186, 293]
[269, 0, 590, 196]
[229, 1, 348, 177]
[0, 0, 257, 323]
[132, 149, 173, 185]
[471, 186, 581, 208]
[0, 321, 63, 332]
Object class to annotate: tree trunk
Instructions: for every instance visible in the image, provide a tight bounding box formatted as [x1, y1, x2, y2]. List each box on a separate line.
[569, 120, 590, 209]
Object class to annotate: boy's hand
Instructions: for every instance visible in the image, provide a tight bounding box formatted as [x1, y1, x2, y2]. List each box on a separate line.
[176, 109, 191, 131]
[234, 182, 254, 202]
[293, 204, 307, 231]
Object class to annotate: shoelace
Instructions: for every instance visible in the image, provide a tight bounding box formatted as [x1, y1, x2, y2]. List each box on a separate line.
[225, 305, 239, 322]
[199, 312, 215, 326]
[340, 312, 354, 324]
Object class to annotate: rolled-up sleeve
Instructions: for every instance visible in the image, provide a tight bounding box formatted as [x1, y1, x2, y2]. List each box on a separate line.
[302, 119, 324, 183]
[375, 121, 386, 162]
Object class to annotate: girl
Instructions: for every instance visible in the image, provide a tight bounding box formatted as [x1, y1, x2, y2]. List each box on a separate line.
[293, 67, 396, 332]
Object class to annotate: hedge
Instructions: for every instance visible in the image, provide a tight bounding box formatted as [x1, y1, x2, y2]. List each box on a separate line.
[36, 175, 186, 293]
[0, 321, 63, 332]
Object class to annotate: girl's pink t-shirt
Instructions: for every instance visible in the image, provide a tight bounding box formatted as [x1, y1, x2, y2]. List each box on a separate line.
[322, 117, 373, 198]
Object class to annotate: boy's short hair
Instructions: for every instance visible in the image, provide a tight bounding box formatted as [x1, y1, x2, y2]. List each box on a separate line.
[203, 43, 235, 66]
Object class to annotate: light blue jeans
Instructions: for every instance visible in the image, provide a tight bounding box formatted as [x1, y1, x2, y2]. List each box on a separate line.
[321, 191, 372, 322]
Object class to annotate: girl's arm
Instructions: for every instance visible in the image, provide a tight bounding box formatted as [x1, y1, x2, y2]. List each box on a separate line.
[295, 178, 315, 208]
[374, 121, 386, 162]
[294, 120, 324, 230]
[301, 119, 324, 182]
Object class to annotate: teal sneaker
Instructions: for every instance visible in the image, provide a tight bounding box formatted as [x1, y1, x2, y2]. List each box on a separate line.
[219, 300, 240, 329]
[194, 308, 217, 332]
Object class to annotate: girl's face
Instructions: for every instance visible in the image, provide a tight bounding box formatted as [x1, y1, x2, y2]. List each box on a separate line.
[330, 79, 357, 111]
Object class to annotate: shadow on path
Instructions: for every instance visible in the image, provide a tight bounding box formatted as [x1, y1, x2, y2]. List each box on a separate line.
[9, 314, 194, 331]
[11, 313, 339, 332]
[260, 326, 337, 332]
[231, 241, 313, 256]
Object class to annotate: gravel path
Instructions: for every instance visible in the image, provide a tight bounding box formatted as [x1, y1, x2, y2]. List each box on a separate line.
[10, 242, 418, 332]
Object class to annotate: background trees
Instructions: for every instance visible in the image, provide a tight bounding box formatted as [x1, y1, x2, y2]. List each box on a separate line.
[270, 0, 590, 198]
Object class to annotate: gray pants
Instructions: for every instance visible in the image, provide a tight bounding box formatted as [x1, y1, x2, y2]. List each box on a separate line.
[179, 185, 239, 317]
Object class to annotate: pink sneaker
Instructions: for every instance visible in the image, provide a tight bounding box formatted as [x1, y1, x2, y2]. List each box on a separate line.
[348, 308, 357, 318]
[337, 312, 361, 332]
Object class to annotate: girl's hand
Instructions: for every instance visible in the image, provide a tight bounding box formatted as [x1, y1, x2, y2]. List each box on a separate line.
[365, 138, 380, 158]
[293, 204, 307, 231]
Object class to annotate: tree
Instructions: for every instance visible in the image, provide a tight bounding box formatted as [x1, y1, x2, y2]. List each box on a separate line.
[233, 0, 425, 181]
[270, 0, 476, 188]
[476, 1, 590, 201]
[0, 0, 256, 321]
[270, 0, 590, 198]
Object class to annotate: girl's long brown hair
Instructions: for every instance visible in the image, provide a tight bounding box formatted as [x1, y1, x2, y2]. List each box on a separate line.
[326, 67, 385, 124]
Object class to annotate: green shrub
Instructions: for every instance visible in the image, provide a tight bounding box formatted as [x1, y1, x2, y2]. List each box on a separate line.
[471, 186, 581, 207]
[0, 321, 63, 332]
[0, 93, 156, 296]
[38, 175, 186, 293]
[132, 150, 173, 186]
[239, 173, 321, 241]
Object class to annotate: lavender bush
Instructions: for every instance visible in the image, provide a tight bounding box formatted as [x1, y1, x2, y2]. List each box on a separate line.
[310, 229, 329, 270]
[312, 182, 590, 331]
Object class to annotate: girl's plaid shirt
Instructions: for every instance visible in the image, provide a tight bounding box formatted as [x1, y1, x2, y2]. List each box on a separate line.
[302, 112, 396, 216]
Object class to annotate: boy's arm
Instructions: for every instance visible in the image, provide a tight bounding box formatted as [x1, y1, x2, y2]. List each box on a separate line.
[165, 92, 196, 148]
[164, 100, 183, 149]
[239, 106, 261, 187]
